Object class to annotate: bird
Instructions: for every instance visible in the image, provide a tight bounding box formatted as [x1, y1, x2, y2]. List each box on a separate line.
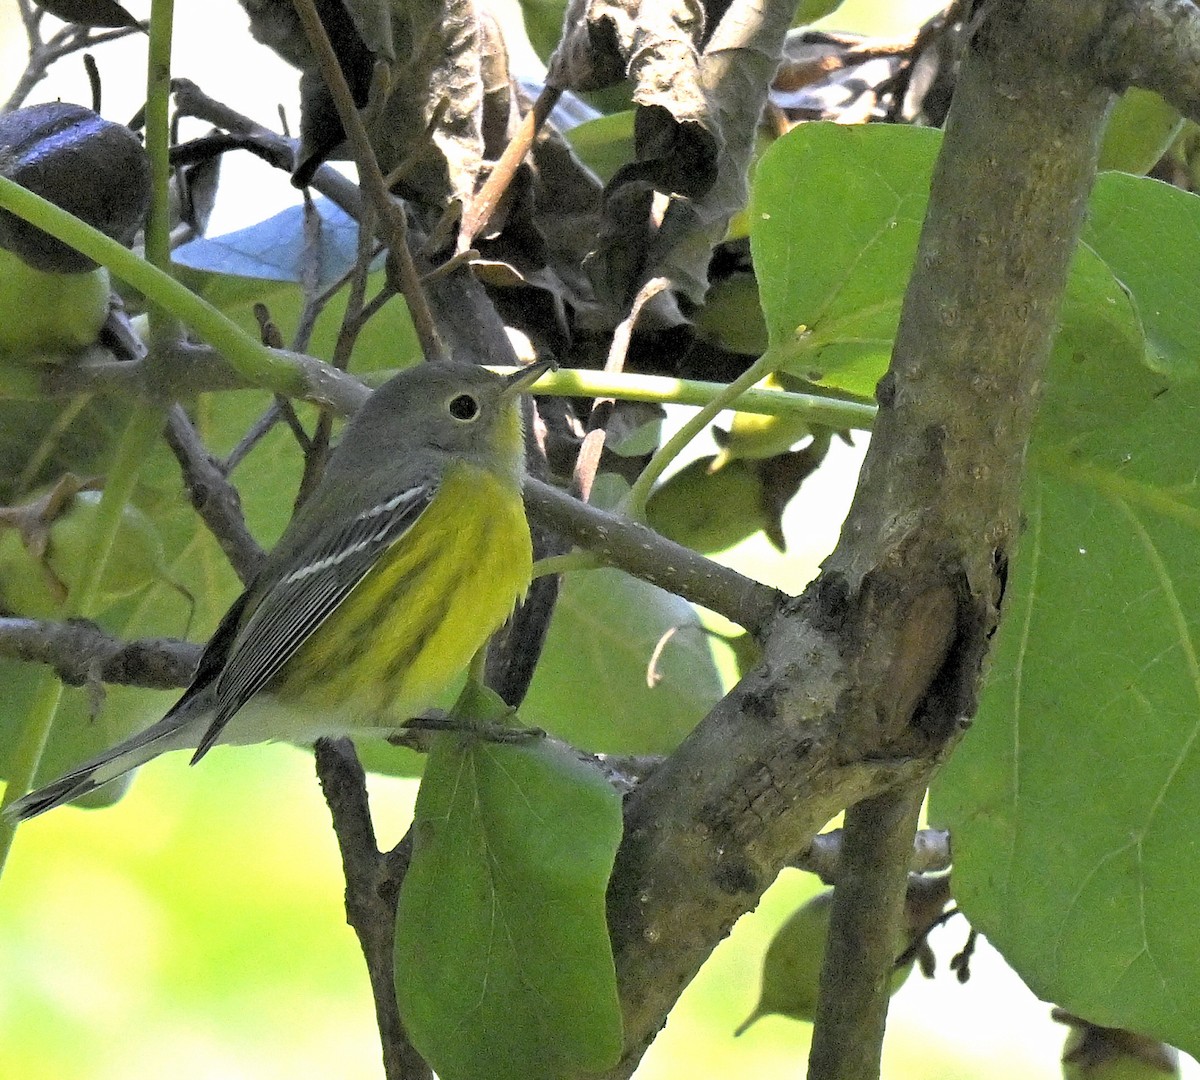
[7, 356, 553, 820]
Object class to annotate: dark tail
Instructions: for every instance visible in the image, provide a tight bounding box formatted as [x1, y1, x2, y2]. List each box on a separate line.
[5, 699, 206, 821]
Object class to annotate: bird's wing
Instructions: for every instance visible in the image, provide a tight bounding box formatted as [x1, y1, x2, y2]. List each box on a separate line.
[192, 480, 436, 759]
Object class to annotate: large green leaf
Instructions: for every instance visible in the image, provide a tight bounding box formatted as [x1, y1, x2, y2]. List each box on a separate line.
[395, 734, 623, 1080]
[522, 567, 725, 754]
[750, 123, 939, 395]
[749, 125, 1197, 398]
[1082, 173, 1200, 381]
[930, 180, 1200, 1052]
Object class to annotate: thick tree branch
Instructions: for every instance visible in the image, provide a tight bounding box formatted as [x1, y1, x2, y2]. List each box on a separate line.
[602, 0, 1115, 1072]
[1095, 0, 1200, 121]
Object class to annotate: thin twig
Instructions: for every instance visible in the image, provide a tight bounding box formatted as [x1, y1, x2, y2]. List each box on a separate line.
[458, 83, 564, 253]
[5, 17, 144, 111]
[314, 740, 431, 1080]
[574, 277, 670, 502]
[288, 0, 444, 363]
[164, 406, 265, 583]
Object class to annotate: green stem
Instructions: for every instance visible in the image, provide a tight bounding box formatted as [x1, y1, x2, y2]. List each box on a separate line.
[0, 405, 164, 876]
[143, 0, 175, 276]
[623, 351, 779, 518]
[0, 176, 303, 393]
[143, 0, 183, 354]
[534, 368, 876, 427]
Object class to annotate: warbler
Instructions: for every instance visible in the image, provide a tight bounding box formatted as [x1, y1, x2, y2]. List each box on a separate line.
[9, 357, 553, 820]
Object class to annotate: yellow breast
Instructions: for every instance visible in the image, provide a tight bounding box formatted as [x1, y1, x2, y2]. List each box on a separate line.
[274, 462, 533, 724]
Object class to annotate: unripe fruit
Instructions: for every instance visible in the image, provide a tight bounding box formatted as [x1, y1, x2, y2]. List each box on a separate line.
[0, 489, 170, 616]
[712, 375, 813, 469]
[695, 271, 769, 356]
[0, 246, 110, 357]
[646, 455, 769, 553]
[735, 890, 912, 1035]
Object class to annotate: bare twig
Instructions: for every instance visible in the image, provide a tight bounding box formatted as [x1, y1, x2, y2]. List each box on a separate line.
[574, 277, 670, 502]
[0, 616, 199, 689]
[523, 478, 783, 636]
[170, 78, 363, 220]
[314, 739, 431, 1080]
[288, 0, 444, 363]
[163, 406, 265, 584]
[5, 13, 144, 111]
[458, 83, 563, 253]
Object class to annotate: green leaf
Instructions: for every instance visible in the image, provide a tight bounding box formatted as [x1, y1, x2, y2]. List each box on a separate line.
[565, 111, 635, 184]
[521, 567, 725, 754]
[749, 126, 1183, 399]
[1082, 173, 1200, 381]
[518, 0, 568, 63]
[1055, 240, 1146, 374]
[395, 735, 624, 1080]
[749, 122, 940, 395]
[1098, 87, 1184, 176]
[930, 303, 1200, 1054]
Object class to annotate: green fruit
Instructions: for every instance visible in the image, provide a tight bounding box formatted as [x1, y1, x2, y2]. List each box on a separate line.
[0, 246, 110, 359]
[793, 0, 845, 24]
[735, 890, 912, 1035]
[0, 489, 168, 615]
[1060, 1018, 1180, 1080]
[646, 455, 769, 553]
[712, 374, 812, 468]
[1098, 88, 1185, 176]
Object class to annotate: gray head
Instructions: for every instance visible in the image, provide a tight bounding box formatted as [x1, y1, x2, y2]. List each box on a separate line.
[325, 359, 553, 482]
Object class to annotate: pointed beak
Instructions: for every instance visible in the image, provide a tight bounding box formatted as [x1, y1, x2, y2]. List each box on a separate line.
[501, 357, 556, 398]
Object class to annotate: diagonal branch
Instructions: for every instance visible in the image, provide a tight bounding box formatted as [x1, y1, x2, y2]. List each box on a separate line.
[601, 0, 1118, 1074]
[1094, 0, 1200, 121]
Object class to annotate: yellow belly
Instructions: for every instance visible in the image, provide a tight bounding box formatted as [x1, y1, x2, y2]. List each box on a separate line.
[273, 462, 532, 725]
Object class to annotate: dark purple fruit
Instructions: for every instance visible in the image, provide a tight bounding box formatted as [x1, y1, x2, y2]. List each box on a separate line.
[0, 102, 150, 273]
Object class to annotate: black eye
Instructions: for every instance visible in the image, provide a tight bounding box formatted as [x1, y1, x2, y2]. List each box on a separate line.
[448, 393, 480, 421]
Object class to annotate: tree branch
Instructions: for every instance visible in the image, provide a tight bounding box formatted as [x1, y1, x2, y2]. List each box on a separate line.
[314, 739, 430, 1080]
[163, 406, 265, 584]
[523, 478, 783, 636]
[807, 785, 925, 1080]
[602, 0, 1116, 1071]
[0, 616, 199, 689]
[1094, 0, 1200, 121]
